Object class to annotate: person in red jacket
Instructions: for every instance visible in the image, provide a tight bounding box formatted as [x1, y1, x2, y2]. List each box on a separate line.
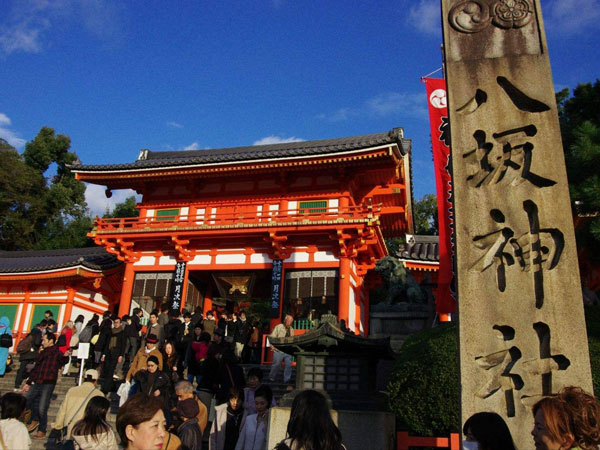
[23, 332, 69, 440]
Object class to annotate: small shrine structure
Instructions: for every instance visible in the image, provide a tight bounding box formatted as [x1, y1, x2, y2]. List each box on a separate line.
[0, 247, 123, 344]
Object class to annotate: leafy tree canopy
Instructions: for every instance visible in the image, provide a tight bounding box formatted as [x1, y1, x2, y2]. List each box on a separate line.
[557, 80, 600, 257]
[413, 193, 438, 235]
[0, 128, 92, 250]
[103, 196, 139, 219]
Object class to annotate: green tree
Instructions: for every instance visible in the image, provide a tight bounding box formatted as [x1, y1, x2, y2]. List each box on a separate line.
[0, 128, 93, 250]
[0, 141, 48, 250]
[413, 193, 438, 235]
[103, 196, 140, 218]
[557, 80, 600, 260]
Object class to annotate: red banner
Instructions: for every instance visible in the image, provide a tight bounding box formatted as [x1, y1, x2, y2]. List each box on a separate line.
[424, 77, 455, 314]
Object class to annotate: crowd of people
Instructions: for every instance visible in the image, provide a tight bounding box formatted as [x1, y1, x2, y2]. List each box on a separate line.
[2, 306, 600, 449]
[1, 306, 296, 449]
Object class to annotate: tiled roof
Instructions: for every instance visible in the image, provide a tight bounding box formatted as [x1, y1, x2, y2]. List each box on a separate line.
[397, 234, 439, 262]
[71, 128, 409, 172]
[0, 246, 122, 273]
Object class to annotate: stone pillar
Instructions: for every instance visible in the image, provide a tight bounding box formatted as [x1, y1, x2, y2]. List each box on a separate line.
[441, 1, 593, 447]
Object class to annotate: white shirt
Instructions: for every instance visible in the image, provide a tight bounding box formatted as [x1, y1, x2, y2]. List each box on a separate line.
[0, 418, 31, 449]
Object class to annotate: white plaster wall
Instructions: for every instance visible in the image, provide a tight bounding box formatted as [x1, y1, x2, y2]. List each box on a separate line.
[180, 207, 189, 217]
[250, 253, 272, 264]
[314, 251, 338, 262]
[329, 198, 339, 212]
[134, 256, 156, 266]
[288, 252, 309, 263]
[69, 305, 98, 324]
[189, 254, 211, 265]
[215, 254, 245, 264]
[348, 287, 356, 332]
[159, 255, 177, 265]
[288, 201, 297, 214]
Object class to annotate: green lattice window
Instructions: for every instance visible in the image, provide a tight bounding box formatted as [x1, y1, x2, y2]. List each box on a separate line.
[155, 208, 180, 221]
[299, 200, 327, 214]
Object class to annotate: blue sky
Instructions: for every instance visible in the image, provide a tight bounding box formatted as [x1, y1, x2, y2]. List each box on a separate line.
[1, 0, 599, 216]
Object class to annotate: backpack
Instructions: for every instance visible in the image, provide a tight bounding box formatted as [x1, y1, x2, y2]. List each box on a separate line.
[0, 332, 12, 349]
[78, 325, 93, 343]
[16, 333, 33, 354]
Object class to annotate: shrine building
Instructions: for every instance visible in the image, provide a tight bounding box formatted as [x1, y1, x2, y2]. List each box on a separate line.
[70, 128, 416, 335]
[0, 247, 123, 342]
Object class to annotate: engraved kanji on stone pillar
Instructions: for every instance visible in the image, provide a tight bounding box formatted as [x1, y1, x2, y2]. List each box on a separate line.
[442, 0, 592, 447]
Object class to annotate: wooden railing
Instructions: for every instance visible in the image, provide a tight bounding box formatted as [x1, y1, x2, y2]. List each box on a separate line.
[93, 204, 380, 232]
[397, 432, 460, 450]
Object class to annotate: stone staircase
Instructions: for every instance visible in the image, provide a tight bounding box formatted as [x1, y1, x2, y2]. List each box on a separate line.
[0, 362, 294, 449]
[0, 366, 77, 449]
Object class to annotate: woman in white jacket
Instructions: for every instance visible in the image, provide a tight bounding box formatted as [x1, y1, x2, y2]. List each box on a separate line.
[210, 387, 247, 450]
[235, 385, 273, 450]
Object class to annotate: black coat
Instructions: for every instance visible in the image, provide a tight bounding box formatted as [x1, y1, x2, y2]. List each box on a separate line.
[135, 369, 172, 408]
[101, 327, 127, 358]
[234, 320, 251, 345]
[164, 319, 183, 344]
[178, 418, 203, 450]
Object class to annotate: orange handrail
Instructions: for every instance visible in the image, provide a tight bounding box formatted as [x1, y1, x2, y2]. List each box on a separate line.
[93, 204, 382, 232]
[397, 432, 460, 450]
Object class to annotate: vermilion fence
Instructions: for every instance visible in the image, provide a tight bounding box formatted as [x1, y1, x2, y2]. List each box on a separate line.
[93, 204, 380, 232]
[397, 432, 460, 450]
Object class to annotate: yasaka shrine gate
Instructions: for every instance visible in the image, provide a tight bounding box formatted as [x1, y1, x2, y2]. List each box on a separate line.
[0, 128, 434, 342]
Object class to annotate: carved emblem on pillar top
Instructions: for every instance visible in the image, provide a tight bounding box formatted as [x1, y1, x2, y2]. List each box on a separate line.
[449, 0, 533, 33]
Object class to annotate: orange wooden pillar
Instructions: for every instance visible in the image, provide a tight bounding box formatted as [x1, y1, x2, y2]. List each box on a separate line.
[338, 257, 350, 326]
[118, 263, 135, 317]
[63, 286, 76, 323]
[203, 284, 213, 315]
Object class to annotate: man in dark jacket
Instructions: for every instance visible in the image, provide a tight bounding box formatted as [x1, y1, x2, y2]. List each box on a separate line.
[176, 398, 202, 450]
[14, 320, 45, 389]
[23, 332, 69, 439]
[124, 311, 141, 363]
[100, 316, 127, 393]
[164, 312, 183, 345]
[234, 311, 252, 361]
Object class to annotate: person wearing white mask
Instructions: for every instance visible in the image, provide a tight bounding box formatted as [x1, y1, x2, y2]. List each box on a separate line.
[462, 412, 516, 450]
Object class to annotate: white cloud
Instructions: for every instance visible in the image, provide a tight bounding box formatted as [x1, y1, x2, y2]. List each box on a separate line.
[546, 0, 600, 35]
[84, 183, 141, 217]
[318, 92, 427, 122]
[253, 136, 304, 145]
[167, 121, 184, 129]
[184, 141, 200, 150]
[0, 112, 26, 148]
[0, 0, 123, 56]
[408, 0, 441, 35]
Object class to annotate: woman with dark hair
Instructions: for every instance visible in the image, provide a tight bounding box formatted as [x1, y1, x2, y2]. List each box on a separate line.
[243, 367, 275, 415]
[71, 396, 118, 449]
[116, 393, 166, 450]
[161, 341, 180, 405]
[162, 341, 180, 382]
[532, 386, 600, 450]
[235, 385, 272, 450]
[94, 318, 113, 368]
[210, 386, 247, 450]
[0, 392, 30, 449]
[186, 327, 210, 387]
[275, 389, 344, 450]
[462, 412, 516, 450]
